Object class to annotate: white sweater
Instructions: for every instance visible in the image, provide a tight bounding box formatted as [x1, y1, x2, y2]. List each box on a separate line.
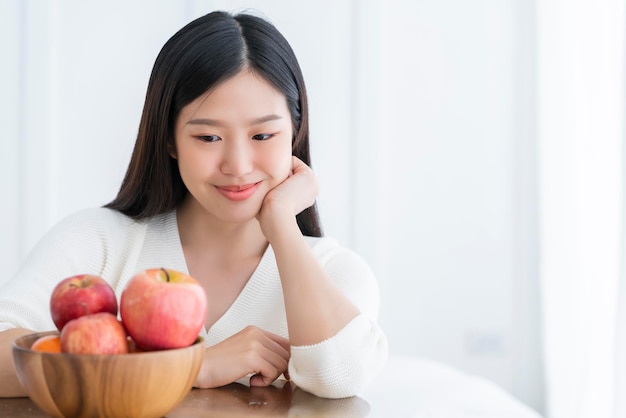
[0, 208, 388, 398]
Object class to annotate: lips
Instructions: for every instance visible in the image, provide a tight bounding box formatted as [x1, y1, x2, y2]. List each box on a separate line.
[215, 182, 261, 201]
[218, 184, 257, 192]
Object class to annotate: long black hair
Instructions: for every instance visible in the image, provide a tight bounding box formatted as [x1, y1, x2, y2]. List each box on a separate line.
[105, 11, 322, 237]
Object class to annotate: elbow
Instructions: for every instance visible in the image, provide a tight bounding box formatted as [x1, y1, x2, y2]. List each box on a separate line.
[290, 363, 375, 399]
[289, 333, 388, 399]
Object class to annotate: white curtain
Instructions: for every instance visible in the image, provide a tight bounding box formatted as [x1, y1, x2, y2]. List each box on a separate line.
[537, 1, 625, 418]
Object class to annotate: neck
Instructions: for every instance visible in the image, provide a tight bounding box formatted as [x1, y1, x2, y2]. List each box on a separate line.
[176, 199, 268, 261]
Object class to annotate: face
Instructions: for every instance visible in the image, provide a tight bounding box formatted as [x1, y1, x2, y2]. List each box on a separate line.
[173, 70, 293, 224]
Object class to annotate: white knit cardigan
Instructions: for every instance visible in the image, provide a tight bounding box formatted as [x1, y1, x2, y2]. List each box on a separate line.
[0, 208, 388, 398]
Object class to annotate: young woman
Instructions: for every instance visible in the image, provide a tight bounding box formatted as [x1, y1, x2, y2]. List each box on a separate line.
[0, 10, 387, 399]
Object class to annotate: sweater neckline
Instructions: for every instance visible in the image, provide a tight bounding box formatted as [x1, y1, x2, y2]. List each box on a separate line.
[164, 210, 276, 337]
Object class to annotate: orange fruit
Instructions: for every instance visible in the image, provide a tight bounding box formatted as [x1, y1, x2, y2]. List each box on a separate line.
[31, 335, 62, 353]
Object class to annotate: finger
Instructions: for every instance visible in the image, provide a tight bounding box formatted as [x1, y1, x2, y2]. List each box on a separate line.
[246, 353, 284, 387]
[237, 331, 289, 374]
[243, 327, 290, 360]
[252, 343, 289, 374]
[250, 373, 275, 387]
[249, 354, 288, 387]
[261, 339, 290, 363]
[260, 329, 291, 355]
[290, 155, 308, 172]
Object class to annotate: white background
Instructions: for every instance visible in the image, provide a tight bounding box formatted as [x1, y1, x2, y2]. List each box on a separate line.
[0, 0, 543, 413]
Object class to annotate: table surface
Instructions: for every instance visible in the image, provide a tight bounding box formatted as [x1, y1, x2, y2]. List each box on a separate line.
[0, 356, 544, 418]
[0, 381, 370, 418]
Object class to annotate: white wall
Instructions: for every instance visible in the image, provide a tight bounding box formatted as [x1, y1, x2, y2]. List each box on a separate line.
[0, 0, 21, 277]
[376, 0, 542, 412]
[0, 0, 543, 413]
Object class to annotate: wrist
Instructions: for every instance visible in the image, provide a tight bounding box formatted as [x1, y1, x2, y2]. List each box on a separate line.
[259, 199, 299, 242]
[260, 209, 300, 245]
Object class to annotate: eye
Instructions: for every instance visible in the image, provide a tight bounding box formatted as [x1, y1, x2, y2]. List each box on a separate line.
[252, 133, 274, 141]
[196, 135, 220, 143]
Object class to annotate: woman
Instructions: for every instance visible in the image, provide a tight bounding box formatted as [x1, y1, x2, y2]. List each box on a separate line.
[0, 10, 387, 399]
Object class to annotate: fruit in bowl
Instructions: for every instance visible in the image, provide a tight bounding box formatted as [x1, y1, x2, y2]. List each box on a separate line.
[60, 312, 128, 355]
[50, 274, 118, 331]
[47, 268, 208, 354]
[121, 268, 208, 350]
[11, 268, 209, 417]
[31, 334, 61, 353]
[12, 331, 204, 418]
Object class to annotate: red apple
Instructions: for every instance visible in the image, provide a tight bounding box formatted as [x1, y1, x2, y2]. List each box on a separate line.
[60, 312, 129, 355]
[50, 274, 118, 331]
[120, 268, 207, 350]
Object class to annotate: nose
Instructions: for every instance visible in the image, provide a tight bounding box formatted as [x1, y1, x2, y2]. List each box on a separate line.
[220, 138, 253, 177]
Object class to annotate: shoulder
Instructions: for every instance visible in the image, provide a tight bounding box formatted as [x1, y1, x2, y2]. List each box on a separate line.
[303, 236, 366, 267]
[54, 207, 138, 229]
[303, 235, 376, 283]
[303, 235, 381, 319]
[19, 208, 162, 288]
[36, 207, 148, 254]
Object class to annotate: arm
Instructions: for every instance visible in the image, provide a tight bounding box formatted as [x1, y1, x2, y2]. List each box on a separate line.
[0, 328, 33, 397]
[257, 157, 360, 346]
[265, 213, 361, 345]
[257, 158, 388, 398]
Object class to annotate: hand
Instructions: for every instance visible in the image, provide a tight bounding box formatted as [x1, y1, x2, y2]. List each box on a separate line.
[257, 156, 319, 239]
[194, 326, 290, 389]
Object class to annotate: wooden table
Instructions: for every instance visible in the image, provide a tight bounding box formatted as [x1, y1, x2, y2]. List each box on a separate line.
[0, 356, 544, 418]
[0, 380, 369, 418]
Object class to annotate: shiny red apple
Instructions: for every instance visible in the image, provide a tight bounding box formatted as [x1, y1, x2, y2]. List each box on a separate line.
[120, 268, 207, 350]
[60, 312, 129, 355]
[50, 274, 118, 331]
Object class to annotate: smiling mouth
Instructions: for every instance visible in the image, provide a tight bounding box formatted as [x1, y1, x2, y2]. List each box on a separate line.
[215, 182, 261, 201]
[218, 183, 259, 192]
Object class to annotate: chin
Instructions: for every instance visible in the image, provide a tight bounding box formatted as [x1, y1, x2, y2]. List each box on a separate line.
[217, 204, 264, 224]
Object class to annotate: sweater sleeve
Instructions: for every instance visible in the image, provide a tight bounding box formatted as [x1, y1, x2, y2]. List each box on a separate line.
[0, 208, 141, 332]
[287, 238, 388, 398]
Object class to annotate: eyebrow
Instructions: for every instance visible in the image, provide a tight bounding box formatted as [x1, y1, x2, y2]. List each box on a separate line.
[186, 114, 283, 127]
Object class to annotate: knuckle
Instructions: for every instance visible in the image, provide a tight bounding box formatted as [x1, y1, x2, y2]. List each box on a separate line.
[244, 350, 261, 365]
[243, 325, 259, 335]
[249, 339, 262, 351]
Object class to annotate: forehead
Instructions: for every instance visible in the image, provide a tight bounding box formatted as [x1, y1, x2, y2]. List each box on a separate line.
[178, 70, 290, 123]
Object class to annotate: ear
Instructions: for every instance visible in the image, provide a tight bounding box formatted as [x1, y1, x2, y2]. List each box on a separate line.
[168, 142, 177, 159]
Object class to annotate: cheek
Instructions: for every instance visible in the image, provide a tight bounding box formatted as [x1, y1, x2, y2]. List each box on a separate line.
[177, 150, 215, 182]
[273, 146, 293, 181]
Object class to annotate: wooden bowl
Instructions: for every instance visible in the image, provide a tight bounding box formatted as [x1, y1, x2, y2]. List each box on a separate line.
[12, 331, 204, 418]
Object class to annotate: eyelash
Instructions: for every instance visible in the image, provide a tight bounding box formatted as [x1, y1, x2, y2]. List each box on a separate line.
[252, 133, 274, 141]
[197, 135, 220, 143]
[195, 133, 275, 142]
